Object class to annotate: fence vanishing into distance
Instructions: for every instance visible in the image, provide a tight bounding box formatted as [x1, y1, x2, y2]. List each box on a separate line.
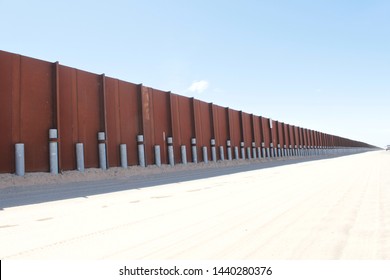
[0, 50, 378, 175]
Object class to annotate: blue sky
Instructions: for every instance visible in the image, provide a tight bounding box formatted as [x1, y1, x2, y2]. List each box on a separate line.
[2, 0, 389, 147]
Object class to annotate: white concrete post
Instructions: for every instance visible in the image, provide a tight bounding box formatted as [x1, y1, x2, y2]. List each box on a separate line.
[262, 142, 266, 158]
[202, 146, 208, 163]
[252, 142, 257, 159]
[234, 146, 239, 160]
[191, 138, 197, 163]
[211, 139, 217, 162]
[120, 144, 127, 168]
[15, 143, 25, 176]
[247, 147, 251, 159]
[241, 142, 245, 159]
[283, 145, 287, 157]
[270, 143, 274, 157]
[49, 129, 58, 174]
[227, 140, 232, 160]
[167, 137, 174, 166]
[181, 145, 187, 165]
[98, 132, 107, 170]
[137, 135, 145, 167]
[277, 144, 281, 157]
[257, 147, 261, 159]
[76, 143, 84, 172]
[219, 146, 225, 161]
[154, 145, 161, 167]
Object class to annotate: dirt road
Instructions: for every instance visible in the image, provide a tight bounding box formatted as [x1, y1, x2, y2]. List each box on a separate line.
[1, 151, 389, 259]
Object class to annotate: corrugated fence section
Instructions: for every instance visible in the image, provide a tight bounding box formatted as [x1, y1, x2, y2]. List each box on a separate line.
[0, 50, 378, 173]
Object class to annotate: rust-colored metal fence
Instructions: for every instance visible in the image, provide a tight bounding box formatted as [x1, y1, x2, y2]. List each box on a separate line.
[0, 50, 377, 173]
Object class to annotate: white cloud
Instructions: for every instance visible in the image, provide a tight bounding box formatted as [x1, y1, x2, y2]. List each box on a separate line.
[188, 80, 209, 93]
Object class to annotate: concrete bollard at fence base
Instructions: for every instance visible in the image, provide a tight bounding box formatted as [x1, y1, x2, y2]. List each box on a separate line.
[181, 145, 187, 165]
[154, 145, 161, 167]
[241, 142, 245, 160]
[227, 140, 232, 160]
[119, 144, 128, 168]
[137, 135, 145, 167]
[219, 146, 225, 161]
[211, 139, 217, 162]
[167, 137, 174, 167]
[257, 147, 261, 159]
[252, 142, 257, 159]
[277, 144, 281, 158]
[15, 143, 25, 176]
[270, 143, 274, 158]
[234, 146, 239, 160]
[191, 138, 197, 163]
[49, 129, 59, 174]
[76, 143, 84, 172]
[266, 147, 270, 158]
[247, 147, 251, 160]
[261, 142, 266, 158]
[98, 132, 107, 170]
[202, 146, 208, 163]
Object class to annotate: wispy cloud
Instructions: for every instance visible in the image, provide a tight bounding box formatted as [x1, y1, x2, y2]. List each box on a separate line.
[188, 80, 209, 93]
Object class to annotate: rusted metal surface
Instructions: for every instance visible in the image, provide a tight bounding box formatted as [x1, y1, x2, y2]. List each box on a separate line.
[270, 119, 278, 147]
[59, 67, 103, 169]
[241, 112, 253, 148]
[0, 50, 378, 173]
[170, 94, 195, 163]
[211, 104, 229, 158]
[0, 51, 19, 173]
[141, 87, 172, 165]
[20, 55, 54, 172]
[261, 117, 271, 148]
[104, 77, 141, 167]
[277, 121, 284, 147]
[228, 108, 242, 149]
[288, 124, 295, 148]
[283, 123, 290, 148]
[252, 115, 261, 147]
[193, 99, 213, 161]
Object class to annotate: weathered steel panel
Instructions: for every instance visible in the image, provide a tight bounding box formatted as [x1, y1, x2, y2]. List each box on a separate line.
[283, 123, 290, 147]
[0, 51, 20, 173]
[58, 65, 77, 170]
[0, 51, 15, 173]
[104, 78, 141, 167]
[170, 94, 194, 163]
[20, 55, 54, 172]
[118, 81, 141, 165]
[228, 108, 241, 148]
[104, 77, 121, 167]
[270, 119, 278, 147]
[212, 104, 229, 156]
[241, 112, 253, 148]
[141, 86, 172, 165]
[288, 124, 295, 147]
[261, 117, 271, 148]
[252, 115, 261, 146]
[277, 121, 284, 147]
[194, 100, 213, 161]
[76, 69, 103, 168]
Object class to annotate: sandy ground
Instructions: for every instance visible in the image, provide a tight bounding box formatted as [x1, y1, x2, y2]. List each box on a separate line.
[0, 157, 290, 189]
[0, 151, 389, 259]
